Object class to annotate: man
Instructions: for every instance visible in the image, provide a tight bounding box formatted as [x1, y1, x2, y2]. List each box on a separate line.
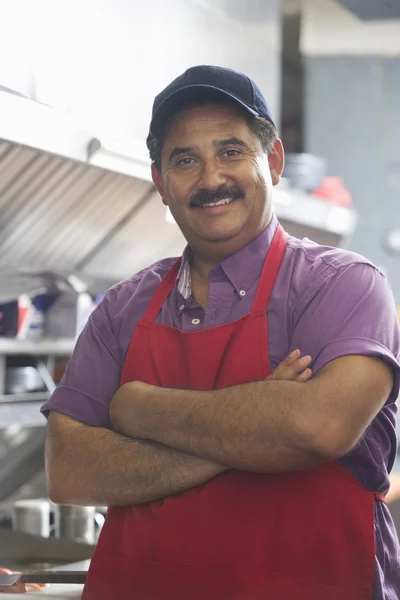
[43, 66, 400, 599]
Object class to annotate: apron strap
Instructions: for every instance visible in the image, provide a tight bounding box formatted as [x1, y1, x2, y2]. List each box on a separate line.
[142, 259, 181, 323]
[252, 224, 287, 313]
[142, 223, 287, 324]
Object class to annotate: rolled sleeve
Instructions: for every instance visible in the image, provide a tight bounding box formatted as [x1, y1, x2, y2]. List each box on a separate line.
[41, 300, 123, 428]
[314, 337, 400, 403]
[291, 262, 400, 403]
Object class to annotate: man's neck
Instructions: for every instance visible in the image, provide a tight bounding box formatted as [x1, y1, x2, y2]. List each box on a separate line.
[186, 213, 273, 281]
[190, 255, 216, 283]
[188, 234, 260, 282]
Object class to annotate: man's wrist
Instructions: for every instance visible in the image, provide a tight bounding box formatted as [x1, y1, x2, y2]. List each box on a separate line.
[109, 381, 155, 438]
[109, 387, 122, 432]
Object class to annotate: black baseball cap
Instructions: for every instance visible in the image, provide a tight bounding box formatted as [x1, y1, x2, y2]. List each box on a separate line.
[147, 65, 274, 144]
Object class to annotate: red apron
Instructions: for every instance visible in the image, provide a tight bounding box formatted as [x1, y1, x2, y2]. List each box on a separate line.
[83, 225, 382, 600]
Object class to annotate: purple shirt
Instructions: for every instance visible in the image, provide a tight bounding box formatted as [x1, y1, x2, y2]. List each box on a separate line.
[42, 215, 400, 599]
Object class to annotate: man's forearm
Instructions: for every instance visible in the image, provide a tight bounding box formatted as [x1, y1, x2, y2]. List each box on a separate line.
[111, 379, 326, 473]
[46, 412, 226, 507]
[111, 356, 391, 474]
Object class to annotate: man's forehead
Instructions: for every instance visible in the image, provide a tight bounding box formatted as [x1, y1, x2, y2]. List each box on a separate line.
[163, 104, 251, 143]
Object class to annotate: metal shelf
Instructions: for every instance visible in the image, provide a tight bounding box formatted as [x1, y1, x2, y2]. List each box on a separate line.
[272, 187, 357, 238]
[0, 339, 73, 426]
[0, 401, 47, 429]
[0, 392, 50, 404]
[0, 338, 76, 356]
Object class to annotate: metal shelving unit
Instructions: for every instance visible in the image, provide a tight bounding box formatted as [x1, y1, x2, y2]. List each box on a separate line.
[0, 338, 76, 357]
[272, 186, 358, 247]
[0, 338, 75, 429]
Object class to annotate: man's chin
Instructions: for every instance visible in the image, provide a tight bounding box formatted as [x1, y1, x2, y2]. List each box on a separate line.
[196, 225, 247, 245]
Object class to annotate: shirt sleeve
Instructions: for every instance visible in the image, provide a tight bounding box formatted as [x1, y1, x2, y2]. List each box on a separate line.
[40, 299, 123, 428]
[290, 262, 400, 404]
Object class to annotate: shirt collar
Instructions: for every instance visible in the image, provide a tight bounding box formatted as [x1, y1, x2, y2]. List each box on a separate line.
[177, 247, 193, 301]
[177, 214, 279, 301]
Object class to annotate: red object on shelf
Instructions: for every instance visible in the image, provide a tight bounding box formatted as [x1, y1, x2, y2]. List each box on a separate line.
[312, 176, 353, 207]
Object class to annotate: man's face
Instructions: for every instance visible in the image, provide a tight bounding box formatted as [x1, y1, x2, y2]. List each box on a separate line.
[152, 103, 284, 256]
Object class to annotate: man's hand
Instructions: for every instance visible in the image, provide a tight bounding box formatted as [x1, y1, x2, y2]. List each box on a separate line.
[266, 349, 312, 383]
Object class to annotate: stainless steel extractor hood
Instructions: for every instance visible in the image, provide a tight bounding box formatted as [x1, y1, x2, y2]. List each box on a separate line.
[0, 88, 357, 295]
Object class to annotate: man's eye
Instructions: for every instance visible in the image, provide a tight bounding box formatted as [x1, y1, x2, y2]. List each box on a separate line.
[176, 157, 194, 166]
[223, 149, 241, 157]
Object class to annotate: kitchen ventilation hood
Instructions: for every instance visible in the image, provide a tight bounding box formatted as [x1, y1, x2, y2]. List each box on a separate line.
[0, 88, 357, 296]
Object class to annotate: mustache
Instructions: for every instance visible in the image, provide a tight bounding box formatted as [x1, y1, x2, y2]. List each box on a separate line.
[189, 184, 245, 208]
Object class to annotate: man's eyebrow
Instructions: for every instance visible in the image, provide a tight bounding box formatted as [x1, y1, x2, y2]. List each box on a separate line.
[168, 146, 194, 163]
[215, 137, 248, 147]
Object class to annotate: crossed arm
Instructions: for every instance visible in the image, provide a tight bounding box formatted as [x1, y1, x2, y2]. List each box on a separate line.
[46, 354, 393, 506]
[110, 355, 393, 473]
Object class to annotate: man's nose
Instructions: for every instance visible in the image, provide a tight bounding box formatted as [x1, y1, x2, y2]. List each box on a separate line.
[198, 159, 228, 190]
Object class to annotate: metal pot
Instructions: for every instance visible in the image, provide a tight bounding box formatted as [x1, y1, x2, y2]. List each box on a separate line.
[54, 505, 104, 545]
[5, 367, 46, 394]
[11, 499, 51, 537]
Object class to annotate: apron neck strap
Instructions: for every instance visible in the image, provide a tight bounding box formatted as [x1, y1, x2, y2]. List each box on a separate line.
[142, 224, 287, 323]
[252, 224, 287, 313]
[143, 259, 181, 323]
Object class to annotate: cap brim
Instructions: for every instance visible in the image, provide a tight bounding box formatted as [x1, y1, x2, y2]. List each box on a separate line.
[149, 84, 259, 138]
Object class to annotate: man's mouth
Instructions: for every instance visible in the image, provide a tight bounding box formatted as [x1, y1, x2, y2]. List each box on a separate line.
[198, 197, 235, 208]
[189, 185, 246, 209]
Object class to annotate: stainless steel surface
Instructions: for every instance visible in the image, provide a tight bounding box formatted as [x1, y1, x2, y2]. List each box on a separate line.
[0, 571, 87, 587]
[0, 137, 185, 291]
[272, 185, 357, 239]
[0, 338, 75, 355]
[0, 139, 153, 274]
[80, 186, 186, 280]
[0, 528, 94, 564]
[0, 338, 72, 434]
[36, 360, 57, 394]
[0, 392, 49, 403]
[6, 367, 45, 394]
[55, 505, 102, 545]
[0, 560, 89, 599]
[0, 401, 47, 429]
[0, 430, 45, 501]
[283, 153, 326, 191]
[0, 584, 84, 599]
[0, 137, 356, 292]
[11, 499, 51, 538]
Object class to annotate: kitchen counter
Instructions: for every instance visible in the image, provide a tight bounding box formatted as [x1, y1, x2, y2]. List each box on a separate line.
[0, 561, 89, 600]
[0, 583, 84, 599]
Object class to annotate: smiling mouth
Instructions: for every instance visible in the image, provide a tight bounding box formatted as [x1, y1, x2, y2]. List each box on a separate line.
[195, 197, 238, 208]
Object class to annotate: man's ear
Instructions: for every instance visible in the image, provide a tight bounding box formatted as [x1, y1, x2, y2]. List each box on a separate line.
[268, 139, 285, 186]
[151, 164, 168, 206]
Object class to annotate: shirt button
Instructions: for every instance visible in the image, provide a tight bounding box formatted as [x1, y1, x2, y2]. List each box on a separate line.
[179, 304, 185, 311]
[239, 290, 246, 297]
[192, 318, 200, 325]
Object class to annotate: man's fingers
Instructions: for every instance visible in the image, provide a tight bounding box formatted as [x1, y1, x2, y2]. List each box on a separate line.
[294, 355, 312, 374]
[266, 352, 313, 382]
[281, 349, 301, 365]
[295, 368, 313, 382]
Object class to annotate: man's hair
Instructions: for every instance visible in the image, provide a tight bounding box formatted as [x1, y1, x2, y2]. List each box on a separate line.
[148, 98, 278, 172]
